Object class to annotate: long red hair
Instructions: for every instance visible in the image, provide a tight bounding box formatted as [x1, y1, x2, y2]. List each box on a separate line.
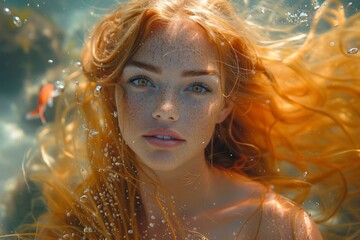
[6, 0, 359, 239]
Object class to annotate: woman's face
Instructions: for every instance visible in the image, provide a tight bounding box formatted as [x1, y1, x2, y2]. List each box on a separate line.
[116, 21, 232, 172]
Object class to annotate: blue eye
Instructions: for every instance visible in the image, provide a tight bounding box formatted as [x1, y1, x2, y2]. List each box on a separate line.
[129, 75, 154, 87]
[186, 82, 211, 94]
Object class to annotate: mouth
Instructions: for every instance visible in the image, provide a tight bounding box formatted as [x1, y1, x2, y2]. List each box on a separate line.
[143, 131, 186, 148]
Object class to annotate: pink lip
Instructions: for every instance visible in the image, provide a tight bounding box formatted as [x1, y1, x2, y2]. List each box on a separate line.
[143, 129, 185, 148]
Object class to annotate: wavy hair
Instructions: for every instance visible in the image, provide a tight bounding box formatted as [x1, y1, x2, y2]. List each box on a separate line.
[4, 0, 359, 239]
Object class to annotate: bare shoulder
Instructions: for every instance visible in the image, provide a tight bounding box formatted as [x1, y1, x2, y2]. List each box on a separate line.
[258, 192, 323, 240]
[204, 172, 323, 239]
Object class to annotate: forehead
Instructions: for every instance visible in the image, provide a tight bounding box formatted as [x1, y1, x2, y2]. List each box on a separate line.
[131, 21, 219, 70]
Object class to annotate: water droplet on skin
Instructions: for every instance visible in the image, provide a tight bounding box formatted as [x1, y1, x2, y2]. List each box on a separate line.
[3, 7, 11, 15]
[13, 16, 22, 27]
[347, 47, 358, 54]
[94, 85, 102, 97]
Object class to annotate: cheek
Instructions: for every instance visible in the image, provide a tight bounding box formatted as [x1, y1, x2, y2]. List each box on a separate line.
[116, 92, 150, 132]
[182, 99, 221, 140]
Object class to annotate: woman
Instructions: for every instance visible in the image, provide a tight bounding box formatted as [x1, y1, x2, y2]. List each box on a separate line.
[3, 0, 359, 239]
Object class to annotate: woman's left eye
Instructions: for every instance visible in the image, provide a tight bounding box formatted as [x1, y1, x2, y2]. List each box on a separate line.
[186, 82, 211, 94]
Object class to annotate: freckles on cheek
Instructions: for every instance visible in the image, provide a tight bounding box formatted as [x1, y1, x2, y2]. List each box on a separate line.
[121, 94, 149, 126]
[184, 102, 219, 140]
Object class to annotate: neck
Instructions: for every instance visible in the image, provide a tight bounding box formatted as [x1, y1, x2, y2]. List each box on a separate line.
[138, 154, 216, 222]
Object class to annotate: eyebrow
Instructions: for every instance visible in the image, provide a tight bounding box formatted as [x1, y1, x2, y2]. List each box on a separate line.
[126, 60, 219, 78]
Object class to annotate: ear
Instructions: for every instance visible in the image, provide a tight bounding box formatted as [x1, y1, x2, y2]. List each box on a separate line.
[216, 99, 233, 124]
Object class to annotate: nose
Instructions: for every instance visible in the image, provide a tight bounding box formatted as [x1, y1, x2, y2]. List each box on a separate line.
[152, 93, 180, 122]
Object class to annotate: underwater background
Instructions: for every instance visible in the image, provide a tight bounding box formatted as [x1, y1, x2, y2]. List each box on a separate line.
[0, 0, 359, 234]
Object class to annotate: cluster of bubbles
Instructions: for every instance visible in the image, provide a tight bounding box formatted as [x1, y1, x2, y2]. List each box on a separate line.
[286, 11, 310, 24]
[2, 7, 23, 27]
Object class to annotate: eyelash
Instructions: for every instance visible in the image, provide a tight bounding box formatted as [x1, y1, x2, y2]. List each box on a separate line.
[128, 75, 155, 87]
[185, 82, 211, 94]
[128, 76, 212, 94]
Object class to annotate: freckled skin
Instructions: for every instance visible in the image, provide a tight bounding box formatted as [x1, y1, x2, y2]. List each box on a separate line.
[115, 21, 230, 172]
[114, 20, 323, 240]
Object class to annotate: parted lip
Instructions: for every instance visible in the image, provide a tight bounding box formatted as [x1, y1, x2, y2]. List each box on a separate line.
[143, 129, 185, 141]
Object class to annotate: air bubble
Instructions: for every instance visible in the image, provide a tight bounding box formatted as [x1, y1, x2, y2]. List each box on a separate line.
[303, 171, 308, 178]
[48, 59, 54, 63]
[3, 7, 11, 15]
[89, 129, 99, 137]
[94, 85, 102, 97]
[128, 229, 133, 234]
[55, 80, 65, 92]
[13, 16, 22, 27]
[83, 227, 93, 233]
[75, 61, 82, 67]
[347, 47, 358, 54]
[80, 195, 88, 203]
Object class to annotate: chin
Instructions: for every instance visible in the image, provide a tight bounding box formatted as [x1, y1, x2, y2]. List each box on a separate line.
[139, 156, 186, 173]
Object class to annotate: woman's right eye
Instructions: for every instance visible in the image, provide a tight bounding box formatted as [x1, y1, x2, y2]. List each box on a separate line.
[129, 75, 155, 87]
